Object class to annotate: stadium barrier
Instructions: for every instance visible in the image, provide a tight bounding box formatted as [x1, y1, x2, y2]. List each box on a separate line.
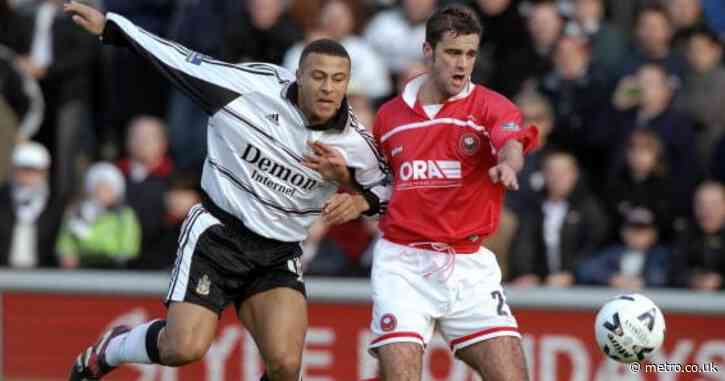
[1, 270, 724, 381]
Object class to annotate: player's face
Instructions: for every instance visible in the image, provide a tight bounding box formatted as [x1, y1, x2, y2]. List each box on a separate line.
[424, 32, 480, 98]
[297, 53, 351, 124]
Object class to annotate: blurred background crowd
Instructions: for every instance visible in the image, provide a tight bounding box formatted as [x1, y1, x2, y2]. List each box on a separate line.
[2, 0, 725, 293]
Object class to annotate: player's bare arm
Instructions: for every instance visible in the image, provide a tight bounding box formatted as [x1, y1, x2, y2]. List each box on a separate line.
[64, 1, 106, 36]
[489, 140, 524, 191]
[322, 193, 370, 225]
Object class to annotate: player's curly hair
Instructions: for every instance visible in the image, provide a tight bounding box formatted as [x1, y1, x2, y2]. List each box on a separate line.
[425, 5, 482, 49]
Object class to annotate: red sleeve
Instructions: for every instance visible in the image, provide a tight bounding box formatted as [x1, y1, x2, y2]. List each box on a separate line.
[486, 97, 539, 154]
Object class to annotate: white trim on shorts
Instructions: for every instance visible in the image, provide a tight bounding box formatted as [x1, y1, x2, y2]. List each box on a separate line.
[369, 331, 426, 351]
[449, 326, 521, 353]
[165, 204, 221, 303]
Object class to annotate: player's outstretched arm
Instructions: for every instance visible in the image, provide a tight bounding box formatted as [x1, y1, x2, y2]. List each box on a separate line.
[489, 140, 524, 191]
[65, 2, 248, 117]
[64, 1, 106, 36]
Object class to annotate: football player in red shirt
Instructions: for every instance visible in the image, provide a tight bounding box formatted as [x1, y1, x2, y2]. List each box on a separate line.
[307, 5, 538, 381]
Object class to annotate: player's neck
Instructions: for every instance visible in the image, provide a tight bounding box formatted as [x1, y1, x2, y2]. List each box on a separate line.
[418, 79, 449, 106]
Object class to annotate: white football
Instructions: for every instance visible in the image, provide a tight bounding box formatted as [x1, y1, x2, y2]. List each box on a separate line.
[594, 293, 666, 363]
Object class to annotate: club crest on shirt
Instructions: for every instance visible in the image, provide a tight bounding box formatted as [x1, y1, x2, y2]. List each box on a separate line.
[380, 313, 397, 332]
[459, 133, 481, 156]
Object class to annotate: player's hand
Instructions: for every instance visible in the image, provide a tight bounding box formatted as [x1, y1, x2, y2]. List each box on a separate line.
[64, 1, 107, 36]
[489, 163, 519, 191]
[321, 193, 369, 225]
[545, 272, 574, 287]
[303, 141, 351, 186]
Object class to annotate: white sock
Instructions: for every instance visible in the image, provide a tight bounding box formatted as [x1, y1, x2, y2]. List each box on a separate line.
[104, 320, 159, 366]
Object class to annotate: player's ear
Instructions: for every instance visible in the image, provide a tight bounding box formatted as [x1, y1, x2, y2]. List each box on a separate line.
[423, 42, 434, 64]
[296, 68, 302, 83]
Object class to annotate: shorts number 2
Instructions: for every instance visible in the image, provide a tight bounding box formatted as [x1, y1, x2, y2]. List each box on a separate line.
[491, 290, 509, 316]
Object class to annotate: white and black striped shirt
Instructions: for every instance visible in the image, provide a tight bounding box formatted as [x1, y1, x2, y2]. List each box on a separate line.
[103, 13, 390, 243]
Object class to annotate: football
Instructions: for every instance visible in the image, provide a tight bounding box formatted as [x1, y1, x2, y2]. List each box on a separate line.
[594, 293, 666, 363]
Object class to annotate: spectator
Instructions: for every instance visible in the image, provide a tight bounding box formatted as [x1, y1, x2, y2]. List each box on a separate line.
[0, 46, 44, 183]
[301, 218, 348, 276]
[539, 34, 611, 186]
[619, 4, 686, 81]
[677, 26, 725, 165]
[115, 116, 173, 270]
[143, 170, 201, 270]
[462, 0, 529, 89]
[577, 207, 670, 289]
[509, 151, 609, 287]
[15, 0, 98, 197]
[667, 0, 706, 53]
[566, 0, 627, 76]
[669, 181, 725, 291]
[283, 0, 392, 100]
[224, 0, 302, 64]
[496, 0, 563, 97]
[164, 0, 239, 171]
[103, 0, 174, 152]
[606, 0, 652, 38]
[604, 129, 675, 243]
[611, 63, 699, 216]
[364, 0, 433, 75]
[0, 0, 32, 53]
[56, 162, 141, 269]
[0, 142, 64, 268]
[506, 90, 555, 215]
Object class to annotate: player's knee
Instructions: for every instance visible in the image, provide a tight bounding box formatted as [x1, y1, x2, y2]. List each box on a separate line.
[265, 353, 302, 380]
[160, 332, 210, 366]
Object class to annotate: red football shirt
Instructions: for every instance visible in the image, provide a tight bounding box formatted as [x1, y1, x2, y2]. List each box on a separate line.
[374, 75, 538, 253]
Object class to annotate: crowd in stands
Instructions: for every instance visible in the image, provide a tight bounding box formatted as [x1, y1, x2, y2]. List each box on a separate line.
[2, 0, 725, 292]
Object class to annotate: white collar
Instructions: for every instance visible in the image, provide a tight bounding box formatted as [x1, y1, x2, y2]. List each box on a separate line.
[402, 74, 474, 109]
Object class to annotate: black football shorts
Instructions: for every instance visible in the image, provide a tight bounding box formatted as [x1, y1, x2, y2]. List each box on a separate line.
[164, 201, 306, 315]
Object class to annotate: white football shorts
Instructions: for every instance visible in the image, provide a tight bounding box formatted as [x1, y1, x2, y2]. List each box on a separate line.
[368, 237, 520, 355]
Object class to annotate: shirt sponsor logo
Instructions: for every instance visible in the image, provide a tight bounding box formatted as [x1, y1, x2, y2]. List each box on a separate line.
[399, 160, 461, 181]
[242, 144, 319, 196]
[502, 121, 520, 131]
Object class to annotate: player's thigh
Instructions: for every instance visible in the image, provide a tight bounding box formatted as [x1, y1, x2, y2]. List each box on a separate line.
[161, 204, 224, 356]
[376, 343, 424, 381]
[238, 286, 307, 362]
[439, 249, 519, 353]
[368, 239, 439, 352]
[160, 301, 218, 357]
[456, 335, 529, 381]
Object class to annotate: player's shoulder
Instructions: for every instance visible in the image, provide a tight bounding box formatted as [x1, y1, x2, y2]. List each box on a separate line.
[337, 111, 384, 166]
[471, 83, 521, 117]
[472, 84, 517, 108]
[376, 95, 408, 120]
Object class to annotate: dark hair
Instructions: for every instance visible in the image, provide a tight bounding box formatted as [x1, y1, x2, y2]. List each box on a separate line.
[637, 4, 672, 26]
[298, 38, 351, 68]
[689, 25, 722, 47]
[425, 5, 482, 49]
